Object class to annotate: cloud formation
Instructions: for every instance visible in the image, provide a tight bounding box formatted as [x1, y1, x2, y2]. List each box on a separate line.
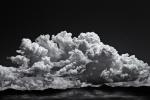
[0, 31, 150, 90]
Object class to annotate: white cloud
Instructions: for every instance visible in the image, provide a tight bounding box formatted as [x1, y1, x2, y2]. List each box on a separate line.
[0, 31, 149, 90]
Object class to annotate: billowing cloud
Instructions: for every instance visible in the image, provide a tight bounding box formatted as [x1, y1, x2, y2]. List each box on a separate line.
[0, 31, 150, 90]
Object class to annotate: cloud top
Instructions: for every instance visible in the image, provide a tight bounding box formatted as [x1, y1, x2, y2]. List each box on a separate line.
[0, 31, 150, 90]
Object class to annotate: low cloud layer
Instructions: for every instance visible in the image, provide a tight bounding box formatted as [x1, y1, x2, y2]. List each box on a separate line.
[0, 31, 150, 90]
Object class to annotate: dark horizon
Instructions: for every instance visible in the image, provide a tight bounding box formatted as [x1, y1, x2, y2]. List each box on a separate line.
[1, 85, 150, 100]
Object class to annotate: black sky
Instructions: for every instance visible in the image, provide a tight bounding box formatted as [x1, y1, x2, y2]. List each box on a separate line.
[1, 1, 150, 66]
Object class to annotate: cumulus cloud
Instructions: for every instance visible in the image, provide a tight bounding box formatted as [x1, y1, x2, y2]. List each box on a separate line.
[0, 31, 150, 90]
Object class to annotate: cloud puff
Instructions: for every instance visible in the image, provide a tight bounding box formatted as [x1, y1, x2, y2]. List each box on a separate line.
[0, 31, 150, 90]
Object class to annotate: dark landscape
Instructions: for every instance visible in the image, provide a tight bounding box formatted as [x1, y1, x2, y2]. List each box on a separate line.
[0, 85, 150, 100]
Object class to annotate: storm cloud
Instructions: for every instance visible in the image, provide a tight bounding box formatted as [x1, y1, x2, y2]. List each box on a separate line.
[0, 31, 150, 90]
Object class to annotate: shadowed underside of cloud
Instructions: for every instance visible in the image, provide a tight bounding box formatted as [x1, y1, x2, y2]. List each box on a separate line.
[0, 31, 150, 90]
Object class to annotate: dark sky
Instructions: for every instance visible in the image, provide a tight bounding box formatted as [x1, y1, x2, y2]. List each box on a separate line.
[1, 1, 150, 66]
